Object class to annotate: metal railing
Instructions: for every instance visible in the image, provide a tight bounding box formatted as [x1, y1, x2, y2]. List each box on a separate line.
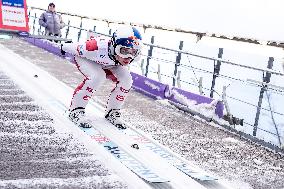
[27, 7, 284, 151]
[28, 7, 284, 49]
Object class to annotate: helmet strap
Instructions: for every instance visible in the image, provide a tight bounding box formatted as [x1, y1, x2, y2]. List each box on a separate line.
[108, 40, 120, 66]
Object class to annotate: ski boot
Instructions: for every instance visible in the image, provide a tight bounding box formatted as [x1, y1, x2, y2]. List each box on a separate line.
[68, 108, 92, 128]
[105, 109, 127, 129]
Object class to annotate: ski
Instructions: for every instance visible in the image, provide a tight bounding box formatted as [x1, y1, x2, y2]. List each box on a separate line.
[118, 126, 217, 181]
[87, 101, 217, 181]
[49, 100, 169, 183]
[81, 127, 169, 183]
[84, 106, 217, 181]
[49, 99, 215, 181]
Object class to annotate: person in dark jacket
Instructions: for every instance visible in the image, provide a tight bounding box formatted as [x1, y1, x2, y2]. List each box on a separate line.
[39, 3, 65, 37]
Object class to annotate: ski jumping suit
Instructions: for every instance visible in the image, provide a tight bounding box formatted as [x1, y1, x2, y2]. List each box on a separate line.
[62, 36, 133, 112]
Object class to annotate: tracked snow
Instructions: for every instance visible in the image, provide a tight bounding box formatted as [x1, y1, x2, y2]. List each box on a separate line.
[0, 36, 283, 189]
[0, 71, 128, 189]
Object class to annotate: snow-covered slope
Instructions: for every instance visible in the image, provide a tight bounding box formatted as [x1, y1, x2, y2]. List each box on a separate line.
[1, 36, 283, 189]
[0, 41, 223, 189]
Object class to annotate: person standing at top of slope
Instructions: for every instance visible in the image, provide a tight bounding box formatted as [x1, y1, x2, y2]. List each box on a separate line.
[61, 26, 143, 129]
[39, 2, 65, 37]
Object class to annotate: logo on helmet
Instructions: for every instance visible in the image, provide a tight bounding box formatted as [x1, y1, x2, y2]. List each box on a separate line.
[128, 36, 140, 45]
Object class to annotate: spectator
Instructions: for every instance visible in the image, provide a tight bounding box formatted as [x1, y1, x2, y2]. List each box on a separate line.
[39, 2, 65, 37]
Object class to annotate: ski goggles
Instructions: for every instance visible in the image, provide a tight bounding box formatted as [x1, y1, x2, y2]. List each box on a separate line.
[115, 45, 139, 59]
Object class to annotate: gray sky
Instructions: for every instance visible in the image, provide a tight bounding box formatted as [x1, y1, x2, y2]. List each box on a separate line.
[26, 0, 284, 41]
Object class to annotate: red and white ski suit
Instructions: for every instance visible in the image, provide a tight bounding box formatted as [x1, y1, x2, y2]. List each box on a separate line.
[62, 36, 133, 112]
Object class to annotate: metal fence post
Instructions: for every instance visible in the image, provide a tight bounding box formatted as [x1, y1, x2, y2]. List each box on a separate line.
[93, 26, 97, 37]
[222, 85, 231, 119]
[173, 41, 183, 86]
[28, 10, 31, 22]
[177, 71, 181, 88]
[145, 36, 154, 77]
[65, 20, 70, 38]
[77, 18, 83, 42]
[199, 77, 204, 95]
[210, 48, 223, 98]
[37, 27, 41, 35]
[32, 13, 36, 35]
[253, 57, 274, 136]
[157, 64, 161, 82]
[141, 59, 145, 75]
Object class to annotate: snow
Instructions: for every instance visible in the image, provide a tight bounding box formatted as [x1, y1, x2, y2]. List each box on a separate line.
[144, 80, 161, 91]
[156, 99, 173, 107]
[1, 2, 281, 188]
[1, 41, 234, 189]
[1, 35, 284, 189]
[171, 89, 197, 106]
[0, 43, 152, 189]
[0, 176, 127, 189]
[222, 137, 241, 144]
[253, 158, 264, 166]
[164, 88, 220, 120]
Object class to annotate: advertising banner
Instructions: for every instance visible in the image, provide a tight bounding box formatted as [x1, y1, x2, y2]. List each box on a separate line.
[0, 0, 29, 32]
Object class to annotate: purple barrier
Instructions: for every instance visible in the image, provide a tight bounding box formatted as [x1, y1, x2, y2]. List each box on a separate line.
[24, 37, 74, 61]
[167, 86, 224, 118]
[165, 86, 224, 117]
[23, 37, 224, 118]
[25, 37, 60, 55]
[131, 73, 224, 118]
[131, 72, 167, 99]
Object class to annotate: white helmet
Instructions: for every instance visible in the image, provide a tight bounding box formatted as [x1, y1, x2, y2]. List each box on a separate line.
[109, 26, 142, 63]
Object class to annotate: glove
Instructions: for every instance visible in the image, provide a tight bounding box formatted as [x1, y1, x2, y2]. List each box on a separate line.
[60, 44, 66, 55]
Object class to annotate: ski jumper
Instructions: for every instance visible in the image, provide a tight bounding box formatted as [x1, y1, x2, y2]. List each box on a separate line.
[62, 37, 133, 112]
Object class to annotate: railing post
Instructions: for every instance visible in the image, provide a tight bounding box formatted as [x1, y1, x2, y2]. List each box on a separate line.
[199, 77, 204, 95]
[157, 64, 161, 82]
[140, 59, 145, 75]
[32, 13, 36, 35]
[173, 41, 183, 86]
[77, 18, 83, 42]
[87, 26, 97, 39]
[145, 36, 154, 77]
[177, 71, 181, 88]
[210, 48, 223, 98]
[253, 57, 274, 136]
[37, 13, 41, 34]
[65, 20, 70, 38]
[28, 10, 31, 22]
[222, 86, 231, 117]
